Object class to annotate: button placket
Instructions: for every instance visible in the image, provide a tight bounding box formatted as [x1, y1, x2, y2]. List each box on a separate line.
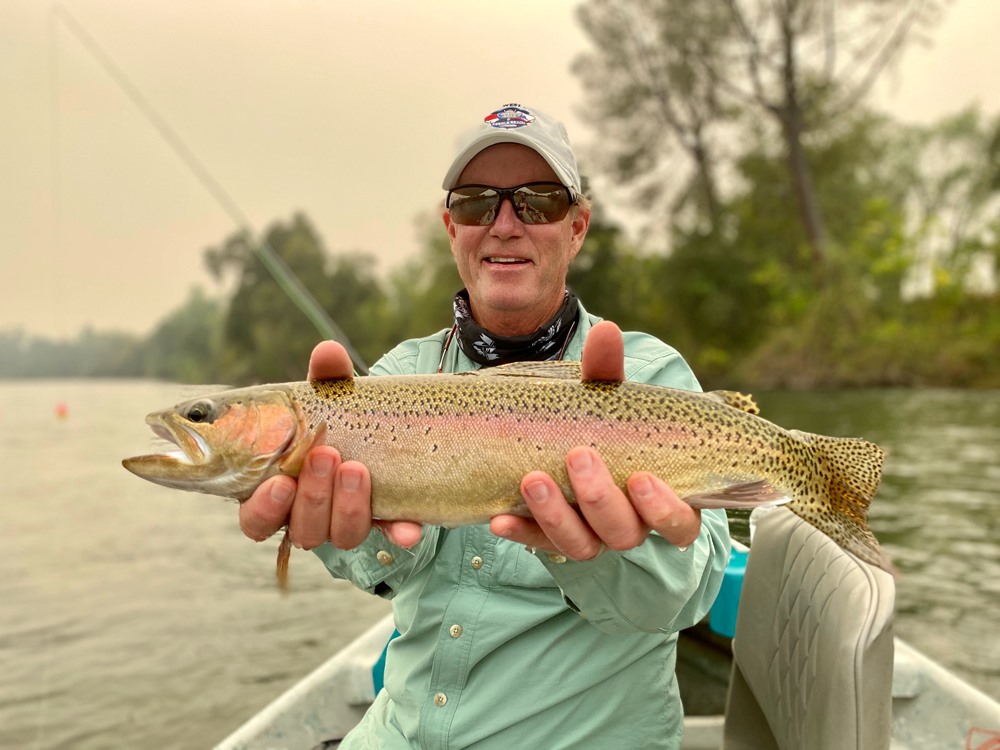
[421, 529, 497, 745]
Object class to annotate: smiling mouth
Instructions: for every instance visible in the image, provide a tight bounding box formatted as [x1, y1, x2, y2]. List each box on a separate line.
[485, 257, 530, 265]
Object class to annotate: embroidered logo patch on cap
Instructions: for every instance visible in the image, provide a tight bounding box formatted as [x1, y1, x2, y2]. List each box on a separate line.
[484, 104, 536, 129]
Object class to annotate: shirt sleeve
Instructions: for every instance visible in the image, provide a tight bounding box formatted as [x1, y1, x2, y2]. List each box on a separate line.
[536, 510, 730, 634]
[536, 333, 731, 635]
[311, 528, 441, 600]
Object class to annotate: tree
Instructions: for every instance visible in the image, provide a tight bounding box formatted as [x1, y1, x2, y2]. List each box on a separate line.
[576, 0, 736, 238]
[576, 0, 944, 274]
[384, 213, 463, 342]
[138, 287, 224, 383]
[885, 108, 1000, 298]
[204, 214, 387, 383]
[567, 210, 672, 337]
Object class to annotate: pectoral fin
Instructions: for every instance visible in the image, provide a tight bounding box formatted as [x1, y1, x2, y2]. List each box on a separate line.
[278, 422, 329, 476]
[276, 527, 292, 593]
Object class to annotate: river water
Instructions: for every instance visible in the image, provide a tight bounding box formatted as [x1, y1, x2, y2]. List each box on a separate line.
[2, 380, 998, 749]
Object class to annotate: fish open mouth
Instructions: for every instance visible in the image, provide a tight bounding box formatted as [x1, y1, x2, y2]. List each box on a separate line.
[147, 419, 212, 464]
[122, 416, 211, 477]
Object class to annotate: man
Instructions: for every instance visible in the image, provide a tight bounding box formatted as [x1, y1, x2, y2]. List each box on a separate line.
[240, 103, 730, 749]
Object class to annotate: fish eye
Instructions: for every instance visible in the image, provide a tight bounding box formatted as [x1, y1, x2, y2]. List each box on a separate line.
[184, 400, 216, 424]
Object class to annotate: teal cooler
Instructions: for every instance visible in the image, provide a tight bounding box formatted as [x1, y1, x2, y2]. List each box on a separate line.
[372, 629, 401, 695]
[709, 544, 749, 638]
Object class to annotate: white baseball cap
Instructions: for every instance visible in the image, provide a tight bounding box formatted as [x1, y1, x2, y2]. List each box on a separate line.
[441, 103, 582, 195]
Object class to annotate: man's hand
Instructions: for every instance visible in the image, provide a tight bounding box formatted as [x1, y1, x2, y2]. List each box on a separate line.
[490, 321, 701, 560]
[238, 341, 422, 550]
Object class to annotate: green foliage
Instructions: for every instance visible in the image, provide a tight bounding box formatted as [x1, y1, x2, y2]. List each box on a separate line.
[203, 213, 391, 383]
[576, 0, 946, 285]
[383, 214, 462, 342]
[136, 287, 225, 383]
[0, 327, 142, 378]
[567, 216, 670, 336]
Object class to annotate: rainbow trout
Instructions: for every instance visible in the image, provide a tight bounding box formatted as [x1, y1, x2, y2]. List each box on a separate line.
[123, 362, 890, 574]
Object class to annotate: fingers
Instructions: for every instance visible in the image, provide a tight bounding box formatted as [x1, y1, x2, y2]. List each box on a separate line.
[581, 321, 625, 382]
[493, 449, 701, 561]
[489, 514, 564, 555]
[377, 521, 425, 549]
[308, 340, 355, 380]
[240, 475, 296, 542]
[506, 446, 651, 561]
[328, 461, 374, 549]
[518, 470, 602, 559]
[566, 448, 650, 550]
[288, 447, 342, 549]
[627, 472, 701, 548]
[241, 446, 423, 552]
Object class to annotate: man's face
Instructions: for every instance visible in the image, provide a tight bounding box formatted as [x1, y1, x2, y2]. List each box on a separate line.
[443, 143, 590, 336]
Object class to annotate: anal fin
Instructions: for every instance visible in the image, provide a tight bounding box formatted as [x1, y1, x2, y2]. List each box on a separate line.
[684, 480, 790, 510]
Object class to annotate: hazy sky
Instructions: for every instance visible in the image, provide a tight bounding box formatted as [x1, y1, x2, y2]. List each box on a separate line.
[3, 1, 998, 340]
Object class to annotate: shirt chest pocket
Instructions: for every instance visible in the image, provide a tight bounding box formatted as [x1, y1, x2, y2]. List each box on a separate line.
[492, 542, 560, 589]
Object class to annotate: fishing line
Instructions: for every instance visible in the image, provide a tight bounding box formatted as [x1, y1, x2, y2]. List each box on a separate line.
[46, 4, 67, 341]
[29, 15, 64, 748]
[48, 3, 369, 375]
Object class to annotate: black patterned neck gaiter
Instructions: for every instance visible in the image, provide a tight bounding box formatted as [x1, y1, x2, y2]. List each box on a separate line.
[452, 288, 580, 367]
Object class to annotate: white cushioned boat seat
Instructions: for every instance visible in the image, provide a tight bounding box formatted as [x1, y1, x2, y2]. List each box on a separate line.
[722, 507, 895, 750]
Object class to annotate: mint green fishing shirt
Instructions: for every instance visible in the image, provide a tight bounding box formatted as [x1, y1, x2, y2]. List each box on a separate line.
[313, 303, 730, 750]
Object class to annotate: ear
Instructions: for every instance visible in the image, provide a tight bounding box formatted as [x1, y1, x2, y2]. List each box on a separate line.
[567, 206, 590, 261]
[443, 207, 457, 241]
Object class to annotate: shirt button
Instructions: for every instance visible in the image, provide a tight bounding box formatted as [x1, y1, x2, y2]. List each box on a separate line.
[449, 624, 463, 638]
[376, 550, 394, 566]
[470, 555, 484, 569]
[547, 553, 568, 564]
[434, 692, 448, 707]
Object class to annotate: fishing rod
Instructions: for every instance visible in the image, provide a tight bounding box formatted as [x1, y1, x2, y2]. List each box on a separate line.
[49, 3, 369, 375]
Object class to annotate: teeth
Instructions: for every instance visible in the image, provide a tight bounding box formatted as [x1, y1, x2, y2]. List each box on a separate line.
[488, 257, 526, 264]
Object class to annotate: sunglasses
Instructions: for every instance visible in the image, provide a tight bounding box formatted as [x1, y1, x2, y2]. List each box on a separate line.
[446, 182, 577, 226]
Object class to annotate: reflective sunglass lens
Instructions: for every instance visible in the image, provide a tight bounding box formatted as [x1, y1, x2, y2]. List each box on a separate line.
[447, 183, 572, 226]
[449, 188, 500, 226]
[513, 187, 571, 225]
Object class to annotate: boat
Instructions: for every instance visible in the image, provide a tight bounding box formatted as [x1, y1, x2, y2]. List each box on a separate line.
[216, 509, 1000, 749]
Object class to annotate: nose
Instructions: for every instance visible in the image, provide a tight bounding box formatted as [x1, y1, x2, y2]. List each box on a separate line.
[489, 196, 524, 238]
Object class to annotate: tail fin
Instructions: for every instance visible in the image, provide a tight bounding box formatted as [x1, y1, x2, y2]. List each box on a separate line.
[785, 431, 895, 574]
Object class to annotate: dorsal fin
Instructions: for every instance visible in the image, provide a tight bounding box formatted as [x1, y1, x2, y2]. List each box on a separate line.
[701, 390, 760, 415]
[464, 361, 583, 380]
